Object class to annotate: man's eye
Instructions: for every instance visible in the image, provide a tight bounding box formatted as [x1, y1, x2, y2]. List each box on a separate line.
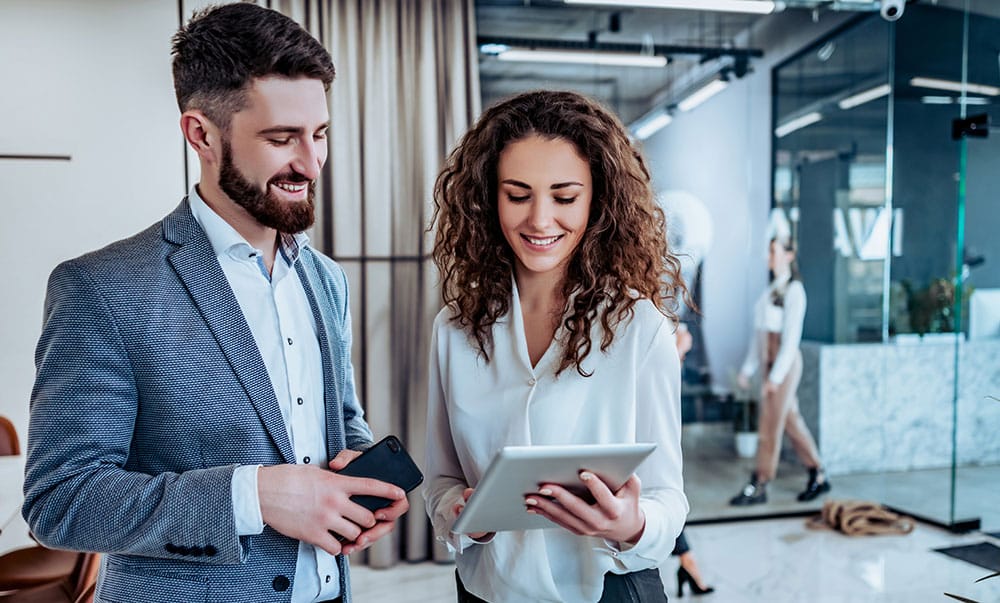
[314, 131, 328, 140]
[269, 138, 292, 146]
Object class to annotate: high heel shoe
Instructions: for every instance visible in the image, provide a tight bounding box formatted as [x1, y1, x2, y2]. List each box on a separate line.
[677, 566, 715, 597]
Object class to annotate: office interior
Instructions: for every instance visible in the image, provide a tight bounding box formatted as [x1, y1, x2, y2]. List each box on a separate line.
[1, 0, 998, 601]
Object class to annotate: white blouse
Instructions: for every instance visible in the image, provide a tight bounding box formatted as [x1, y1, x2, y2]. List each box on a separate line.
[423, 281, 688, 603]
[739, 276, 807, 385]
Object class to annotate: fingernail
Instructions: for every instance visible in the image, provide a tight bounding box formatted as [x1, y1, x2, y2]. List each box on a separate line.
[538, 488, 552, 496]
[525, 498, 538, 506]
[526, 508, 537, 514]
[580, 472, 593, 481]
[375, 514, 385, 521]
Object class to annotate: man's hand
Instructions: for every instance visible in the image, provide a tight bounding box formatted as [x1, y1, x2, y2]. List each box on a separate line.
[257, 461, 407, 556]
[524, 472, 646, 545]
[327, 449, 410, 556]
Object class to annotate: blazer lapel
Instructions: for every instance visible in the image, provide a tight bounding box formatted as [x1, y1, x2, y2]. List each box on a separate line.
[163, 200, 296, 464]
[296, 252, 346, 457]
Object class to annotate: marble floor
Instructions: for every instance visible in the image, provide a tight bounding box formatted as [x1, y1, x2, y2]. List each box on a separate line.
[351, 518, 1000, 602]
[680, 423, 1000, 531]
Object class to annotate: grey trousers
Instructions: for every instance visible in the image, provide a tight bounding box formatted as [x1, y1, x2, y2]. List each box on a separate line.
[456, 568, 668, 602]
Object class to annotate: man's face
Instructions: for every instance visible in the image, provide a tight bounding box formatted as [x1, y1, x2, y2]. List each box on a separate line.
[218, 76, 329, 233]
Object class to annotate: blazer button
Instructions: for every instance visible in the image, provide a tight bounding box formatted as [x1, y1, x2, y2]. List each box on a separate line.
[272, 575, 290, 592]
[204, 545, 217, 556]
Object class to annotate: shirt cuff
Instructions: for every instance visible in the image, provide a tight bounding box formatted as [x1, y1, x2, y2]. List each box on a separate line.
[232, 464, 265, 536]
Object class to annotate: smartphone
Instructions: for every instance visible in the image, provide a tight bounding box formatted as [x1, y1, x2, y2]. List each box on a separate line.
[335, 435, 424, 512]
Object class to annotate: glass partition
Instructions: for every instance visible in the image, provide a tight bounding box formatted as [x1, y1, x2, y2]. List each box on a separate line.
[773, 3, 1000, 529]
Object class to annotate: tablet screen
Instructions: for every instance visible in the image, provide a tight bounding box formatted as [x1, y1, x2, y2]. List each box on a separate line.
[453, 443, 656, 534]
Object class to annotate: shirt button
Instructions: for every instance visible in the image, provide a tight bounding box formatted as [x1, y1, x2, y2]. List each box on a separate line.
[325, 575, 332, 584]
[297, 397, 304, 405]
[303, 456, 311, 464]
[287, 337, 293, 345]
[527, 377, 536, 386]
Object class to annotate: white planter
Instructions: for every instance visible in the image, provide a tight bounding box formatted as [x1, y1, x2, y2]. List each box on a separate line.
[735, 432, 758, 459]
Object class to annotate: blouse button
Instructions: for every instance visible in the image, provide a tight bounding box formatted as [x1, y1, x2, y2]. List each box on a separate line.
[527, 377, 536, 386]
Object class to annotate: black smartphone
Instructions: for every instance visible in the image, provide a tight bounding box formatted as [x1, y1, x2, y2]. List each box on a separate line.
[335, 435, 424, 512]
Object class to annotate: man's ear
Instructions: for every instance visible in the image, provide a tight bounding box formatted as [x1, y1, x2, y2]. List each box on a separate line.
[180, 110, 221, 165]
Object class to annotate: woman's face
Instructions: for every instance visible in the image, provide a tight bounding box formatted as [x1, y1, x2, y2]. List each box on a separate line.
[768, 239, 794, 274]
[496, 134, 592, 282]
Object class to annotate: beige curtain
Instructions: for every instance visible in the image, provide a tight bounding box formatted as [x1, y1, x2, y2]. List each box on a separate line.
[264, 0, 481, 567]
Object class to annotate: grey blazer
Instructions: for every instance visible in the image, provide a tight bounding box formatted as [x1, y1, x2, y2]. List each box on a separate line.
[23, 199, 373, 602]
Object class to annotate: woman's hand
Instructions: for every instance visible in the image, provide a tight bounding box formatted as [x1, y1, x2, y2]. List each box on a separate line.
[524, 472, 646, 545]
[453, 488, 494, 542]
[762, 380, 778, 398]
[736, 373, 751, 391]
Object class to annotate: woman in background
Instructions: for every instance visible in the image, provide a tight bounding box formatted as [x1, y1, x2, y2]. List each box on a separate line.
[424, 90, 688, 602]
[729, 237, 830, 506]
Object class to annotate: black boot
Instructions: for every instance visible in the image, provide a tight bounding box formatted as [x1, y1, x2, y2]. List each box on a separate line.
[729, 473, 767, 506]
[797, 467, 831, 502]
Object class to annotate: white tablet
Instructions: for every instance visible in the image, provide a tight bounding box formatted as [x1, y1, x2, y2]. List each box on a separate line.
[452, 443, 656, 534]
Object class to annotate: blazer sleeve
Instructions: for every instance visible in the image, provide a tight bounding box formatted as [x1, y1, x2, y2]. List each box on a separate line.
[22, 260, 244, 564]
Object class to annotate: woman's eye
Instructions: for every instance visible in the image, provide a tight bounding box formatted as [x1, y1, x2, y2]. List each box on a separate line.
[554, 197, 577, 204]
[507, 194, 530, 203]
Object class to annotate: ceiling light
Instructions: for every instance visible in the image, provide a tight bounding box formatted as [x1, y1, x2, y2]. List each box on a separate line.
[631, 110, 673, 140]
[494, 48, 667, 68]
[910, 76, 1000, 97]
[677, 79, 728, 112]
[838, 83, 891, 110]
[920, 95, 990, 105]
[775, 112, 822, 138]
[565, 0, 779, 14]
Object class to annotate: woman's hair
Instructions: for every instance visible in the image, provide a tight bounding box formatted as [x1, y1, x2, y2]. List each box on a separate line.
[769, 236, 801, 307]
[431, 90, 687, 377]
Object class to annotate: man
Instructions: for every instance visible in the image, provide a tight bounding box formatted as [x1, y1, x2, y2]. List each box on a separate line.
[22, 4, 407, 602]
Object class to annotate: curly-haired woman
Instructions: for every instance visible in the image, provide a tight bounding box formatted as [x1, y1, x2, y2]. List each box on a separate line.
[423, 90, 689, 603]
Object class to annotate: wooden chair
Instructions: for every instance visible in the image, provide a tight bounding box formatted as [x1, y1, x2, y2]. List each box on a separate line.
[0, 552, 100, 602]
[0, 416, 19, 456]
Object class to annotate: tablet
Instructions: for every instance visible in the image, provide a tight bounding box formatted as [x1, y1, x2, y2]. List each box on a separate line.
[452, 443, 656, 534]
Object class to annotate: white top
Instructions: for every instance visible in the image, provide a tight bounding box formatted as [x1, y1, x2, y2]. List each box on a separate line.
[189, 188, 340, 602]
[739, 275, 807, 385]
[423, 280, 688, 603]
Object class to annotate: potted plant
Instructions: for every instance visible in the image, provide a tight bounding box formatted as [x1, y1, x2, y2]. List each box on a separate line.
[731, 389, 758, 459]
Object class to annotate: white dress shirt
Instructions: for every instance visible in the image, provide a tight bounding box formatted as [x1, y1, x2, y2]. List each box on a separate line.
[424, 279, 688, 603]
[739, 275, 807, 385]
[188, 188, 340, 602]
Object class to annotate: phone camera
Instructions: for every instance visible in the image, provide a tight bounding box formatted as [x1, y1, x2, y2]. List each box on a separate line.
[387, 438, 400, 453]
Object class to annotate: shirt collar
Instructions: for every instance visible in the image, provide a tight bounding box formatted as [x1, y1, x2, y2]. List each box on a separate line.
[187, 186, 309, 266]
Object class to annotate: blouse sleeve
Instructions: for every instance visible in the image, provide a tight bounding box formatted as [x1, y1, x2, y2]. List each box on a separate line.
[609, 315, 689, 570]
[422, 313, 479, 553]
[767, 281, 806, 385]
[739, 291, 764, 379]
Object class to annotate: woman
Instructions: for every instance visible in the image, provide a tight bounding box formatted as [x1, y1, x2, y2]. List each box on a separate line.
[729, 237, 831, 506]
[424, 90, 689, 602]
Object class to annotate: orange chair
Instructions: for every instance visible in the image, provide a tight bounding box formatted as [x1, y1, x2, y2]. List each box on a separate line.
[0, 416, 18, 456]
[0, 416, 93, 599]
[0, 552, 100, 602]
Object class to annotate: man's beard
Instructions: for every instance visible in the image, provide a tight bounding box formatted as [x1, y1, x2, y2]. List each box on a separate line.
[218, 139, 316, 234]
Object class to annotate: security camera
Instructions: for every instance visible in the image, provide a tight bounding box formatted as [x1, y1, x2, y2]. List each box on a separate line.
[880, 0, 905, 21]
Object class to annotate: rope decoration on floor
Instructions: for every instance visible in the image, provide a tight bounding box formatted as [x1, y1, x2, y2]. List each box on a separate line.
[806, 499, 915, 536]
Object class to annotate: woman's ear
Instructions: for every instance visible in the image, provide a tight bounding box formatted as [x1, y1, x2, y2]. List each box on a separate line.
[180, 110, 221, 165]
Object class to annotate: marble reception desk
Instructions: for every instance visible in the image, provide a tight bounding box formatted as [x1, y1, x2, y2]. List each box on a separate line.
[798, 337, 1000, 475]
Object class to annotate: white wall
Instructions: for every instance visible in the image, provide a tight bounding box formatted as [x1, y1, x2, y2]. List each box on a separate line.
[0, 1, 187, 449]
[641, 10, 853, 393]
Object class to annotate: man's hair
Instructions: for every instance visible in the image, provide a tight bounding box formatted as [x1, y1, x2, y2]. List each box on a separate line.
[431, 90, 688, 377]
[171, 2, 335, 131]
